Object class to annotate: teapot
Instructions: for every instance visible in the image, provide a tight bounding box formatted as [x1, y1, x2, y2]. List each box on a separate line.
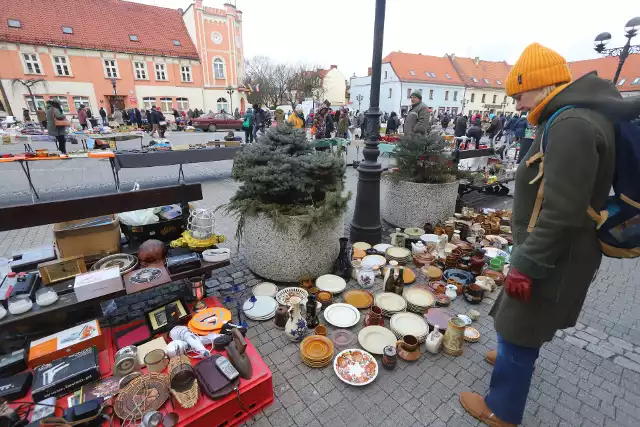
[411, 241, 426, 255]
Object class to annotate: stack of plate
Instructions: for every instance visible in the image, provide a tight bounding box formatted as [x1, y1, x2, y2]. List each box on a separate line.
[389, 312, 430, 343]
[300, 335, 334, 368]
[374, 292, 407, 317]
[385, 247, 412, 265]
[403, 287, 436, 314]
[252, 282, 278, 298]
[358, 326, 397, 355]
[315, 274, 347, 294]
[243, 296, 278, 321]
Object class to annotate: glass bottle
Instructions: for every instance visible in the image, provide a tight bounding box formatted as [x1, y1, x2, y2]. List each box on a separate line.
[384, 260, 398, 293]
[305, 294, 318, 328]
[332, 237, 351, 280]
[394, 267, 405, 296]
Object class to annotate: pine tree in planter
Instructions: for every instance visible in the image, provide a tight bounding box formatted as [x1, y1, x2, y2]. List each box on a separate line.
[222, 124, 350, 282]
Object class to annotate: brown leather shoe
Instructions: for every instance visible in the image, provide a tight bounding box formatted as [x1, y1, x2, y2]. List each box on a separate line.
[486, 349, 497, 365]
[459, 392, 516, 427]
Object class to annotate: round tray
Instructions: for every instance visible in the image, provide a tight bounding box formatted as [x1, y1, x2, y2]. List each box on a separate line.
[114, 373, 169, 420]
[91, 253, 138, 274]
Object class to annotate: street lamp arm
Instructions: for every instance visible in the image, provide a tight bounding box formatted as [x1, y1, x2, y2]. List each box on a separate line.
[597, 44, 640, 57]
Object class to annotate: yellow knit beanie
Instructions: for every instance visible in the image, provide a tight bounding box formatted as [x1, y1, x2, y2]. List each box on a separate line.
[506, 43, 572, 96]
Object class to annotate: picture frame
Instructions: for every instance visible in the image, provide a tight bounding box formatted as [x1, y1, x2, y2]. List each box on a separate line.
[144, 299, 190, 334]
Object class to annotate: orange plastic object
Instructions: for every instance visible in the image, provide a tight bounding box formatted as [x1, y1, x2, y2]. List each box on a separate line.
[88, 151, 115, 158]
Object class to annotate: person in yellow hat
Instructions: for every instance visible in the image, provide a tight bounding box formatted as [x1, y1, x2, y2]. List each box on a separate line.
[458, 42, 635, 426]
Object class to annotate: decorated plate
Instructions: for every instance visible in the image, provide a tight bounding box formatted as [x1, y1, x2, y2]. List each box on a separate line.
[323, 303, 361, 328]
[252, 282, 278, 298]
[358, 326, 397, 355]
[424, 307, 455, 331]
[374, 292, 406, 312]
[403, 287, 435, 308]
[333, 349, 378, 386]
[92, 253, 138, 275]
[457, 314, 472, 326]
[275, 287, 309, 306]
[424, 265, 443, 280]
[403, 228, 425, 238]
[442, 269, 475, 286]
[362, 255, 386, 269]
[189, 307, 232, 333]
[389, 312, 429, 339]
[316, 274, 347, 294]
[343, 290, 374, 309]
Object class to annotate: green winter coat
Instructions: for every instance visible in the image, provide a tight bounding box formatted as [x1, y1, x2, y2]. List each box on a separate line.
[491, 72, 640, 348]
[405, 101, 429, 135]
[46, 105, 67, 136]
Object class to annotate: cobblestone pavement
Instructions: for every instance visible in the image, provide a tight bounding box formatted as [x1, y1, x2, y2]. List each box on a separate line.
[0, 145, 639, 426]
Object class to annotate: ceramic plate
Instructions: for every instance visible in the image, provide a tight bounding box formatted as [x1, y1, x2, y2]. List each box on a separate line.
[390, 312, 429, 338]
[424, 308, 455, 331]
[323, 303, 361, 328]
[373, 243, 392, 253]
[403, 287, 435, 308]
[445, 243, 458, 254]
[425, 265, 443, 280]
[420, 234, 439, 244]
[334, 349, 378, 386]
[243, 296, 278, 318]
[301, 335, 334, 360]
[457, 314, 472, 326]
[464, 327, 481, 342]
[483, 247, 510, 262]
[352, 242, 372, 251]
[374, 292, 407, 312]
[386, 246, 411, 259]
[403, 228, 425, 238]
[358, 326, 397, 355]
[252, 282, 278, 298]
[362, 255, 386, 269]
[316, 274, 347, 294]
[275, 287, 309, 306]
[329, 329, 356, 348]
[343, 290, 374, 309]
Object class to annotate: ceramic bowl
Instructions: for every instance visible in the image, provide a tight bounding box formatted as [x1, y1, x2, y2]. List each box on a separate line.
[420, 234, 439, 245]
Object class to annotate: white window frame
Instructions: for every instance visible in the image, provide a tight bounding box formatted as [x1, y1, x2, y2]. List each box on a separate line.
[493, 94, 497, 103]
[26, 96, 45, 113]
[409, 70, 415, 76]
[52, 55, 71, 76]
[72, 96, 90, 112]
[133, 61, 148, 80]
[50, 96, 70, 113]
[617, 78, 626, 86]
[160, 97, 172, 113]
[180, 65, 192, 83]
[632, 77, 640, 85]
[216, 98, 228, 112]
[22, 53, 43, 75]
[481, 94, 486, 103]
[429, 90, 434, 100]
[213, 58, 225, 79]
[103, 59, 119, 78]
[407, 88, 412, 99]
[176, 97, 189, 111]
[453, 91, 458, 101]
[155, 63, 168, 81]
[142, 97, 155, 110]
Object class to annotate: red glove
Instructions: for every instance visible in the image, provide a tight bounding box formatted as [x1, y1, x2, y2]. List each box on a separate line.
[505, 267, 532, 302]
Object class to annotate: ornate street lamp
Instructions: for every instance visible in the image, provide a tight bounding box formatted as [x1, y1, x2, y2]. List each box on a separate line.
[350, 0, 386, 244]
[356, 94, 364, 111]
[226, 86, 235, 114]
[594, 17, 640, 84]
[460, 98, 468, 115]
[110, 78, 117, 114]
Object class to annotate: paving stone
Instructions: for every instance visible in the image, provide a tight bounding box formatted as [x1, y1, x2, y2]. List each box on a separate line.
[608, 336, 635, 351]
[613, 356, 640, 373]
[574, 331, 601, 344]
[565, 335, 588, 349]
[585, 343, 616, 359]
[581, 403, 606, 426]
[623, 351, 640, 365]
[585, 327, 609, 340]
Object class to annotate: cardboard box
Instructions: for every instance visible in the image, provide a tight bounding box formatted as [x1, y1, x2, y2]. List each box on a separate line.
[74, 267, 123, 302]
[32, 347, 100, 402]
[28, 320, 105, 368]
[53, 215, 120, 262]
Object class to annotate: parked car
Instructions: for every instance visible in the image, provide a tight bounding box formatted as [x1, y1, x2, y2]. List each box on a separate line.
[192, 112, 243, 132]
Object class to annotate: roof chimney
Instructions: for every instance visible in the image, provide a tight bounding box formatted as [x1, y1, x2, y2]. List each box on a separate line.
[474, 56, 480, 65]
[330, 65, 337, 70]
[195, 0, 203, 8]
[450, 53, 455, 61]
[368, 67, 372, 76]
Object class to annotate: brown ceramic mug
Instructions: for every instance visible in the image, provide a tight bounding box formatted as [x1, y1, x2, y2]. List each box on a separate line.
[315, 325, 327, 336]
[399, 335, 419, 352]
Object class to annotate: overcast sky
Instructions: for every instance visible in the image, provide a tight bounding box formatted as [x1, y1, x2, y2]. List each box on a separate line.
[131, 0, 638, 77]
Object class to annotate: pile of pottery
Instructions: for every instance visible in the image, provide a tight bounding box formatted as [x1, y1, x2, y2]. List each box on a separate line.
[385, 246, 412, 265]
[403, 285, 436, 314]
[374, 292, 407, 317]
[389, 312, 429, 343]
[300, 334, 334, 368]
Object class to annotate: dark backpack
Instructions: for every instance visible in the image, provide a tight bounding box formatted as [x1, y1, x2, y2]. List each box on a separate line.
[531, 105, 640, 258]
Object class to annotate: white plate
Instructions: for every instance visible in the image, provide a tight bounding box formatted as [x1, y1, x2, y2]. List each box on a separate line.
[275, 287, 309, 306]
[373, 244, 392, 253]
[386, 246, 411, 259]
[457, 314, 472, 326]
[362, 255, 386, 269]
[245, 309, 277, 321]
[352, 242, 372, 250]
[243, 296, 278, 318]
[420, 234, 439, 244]
[482, 247, 510, 262]
[252, 282, 278, 297]
[315, 274, 347, 294]
[358, 326, 397, 355]
[374, 292, 407, 312]
[390, 312, 429, 338]
[403, 287, 435, 308]
[323, 303, 361, 328]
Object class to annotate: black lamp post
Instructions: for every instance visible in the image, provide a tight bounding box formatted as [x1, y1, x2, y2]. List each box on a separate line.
[350, 0, 386, 245]
[594, 17, 640, 84]
[356, 94, 363, 111]
[226, 86, 235, 113]
[460, 98, 468, 115]
[110, 78, 117, 114]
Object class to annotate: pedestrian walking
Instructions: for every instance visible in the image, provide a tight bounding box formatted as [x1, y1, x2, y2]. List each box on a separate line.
[454, 114, 467, 138]
[336, 109, 349, 138]
[313, 102, 331, 146]
[128, 109, 136, 127]
[99, 107, 108, 126]
[486, 113, 503, 143]
[112, 108, 124, 126]
[234, 108, 240, 119]
[77, 104, 88, 130]
[440, 113, 450, 131]
[251, 104, 266, 142]
[134, 108, 142, 129]
[46, 99, 68, 154]
[385, 111, 399, 135]
[243, 107, 254, 142]
[23, 108, 31, 122]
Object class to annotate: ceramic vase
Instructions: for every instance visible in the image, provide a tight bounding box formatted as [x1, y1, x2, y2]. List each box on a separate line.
[424, 325, 444, 354]
[445, 285, 458, 301]
[357, 264, 375, 289]
[364, 305, 385, 327]
[443, 317, 466, 356]
[333, 238, 351, 280]
[285, 296, 308, 342]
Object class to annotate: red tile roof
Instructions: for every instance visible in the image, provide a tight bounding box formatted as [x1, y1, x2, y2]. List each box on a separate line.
[382, 51, 465, 86]
[0, 0, 199, 60]
[448, 56, 511, 89]
[568, 54, 640, 92]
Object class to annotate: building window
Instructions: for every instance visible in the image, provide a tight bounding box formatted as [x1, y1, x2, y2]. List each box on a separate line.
[407, 88, 412, 98]
[142, 97, 155, 110]
[181, 65, 192, 83]
[453, 91, 458, 101]
[213, 58, 225, 79]
[496, 80, 502, 85]
[409, 70, 415, 76]
[103, 59, 119, 78]
[129, 34, 139, 42]
[429, 89, 434, 100]
[176, 97, 189, 110]
[430, 72, 436, 78]
[26, 96, 45, 113]
[173, 40, 181, 46]
[471, 93, 475, 102]
[503, 95, 507, 103]
[632, 77, 640, 84]
[160, 97, 172, 113]
[217, 97, 228, 112]
[384, 71, 388, 79]
[134, 62, 147, 80]
[8, 19, 21, 28]
[472, 77, 478, 83]
[52, 56, 71, 76]
[388, 88, 392, 98]
[484, 78, 490, 84]
[155, 63, 167, 81]
[22, 53, 42, 74]
[445, 73, 451, 79]
[617, 78, 626, 86]
[493, 94, 497, 103]
[50, 96, 70, 113]
[62, 26, 73, 34]
[445, 91, 449, 101]
[73, 96, 90, 112]
[481, 94, 486, 103]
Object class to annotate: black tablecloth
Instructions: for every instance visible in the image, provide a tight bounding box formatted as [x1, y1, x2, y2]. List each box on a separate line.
[113, 147, 241, 171]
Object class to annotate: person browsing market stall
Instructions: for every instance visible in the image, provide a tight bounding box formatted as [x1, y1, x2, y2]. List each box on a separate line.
[287, 104, 305, 129]
[458, 42, 640, 427]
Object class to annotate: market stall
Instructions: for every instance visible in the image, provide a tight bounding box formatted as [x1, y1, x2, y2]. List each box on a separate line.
[0, 155, 72, 201]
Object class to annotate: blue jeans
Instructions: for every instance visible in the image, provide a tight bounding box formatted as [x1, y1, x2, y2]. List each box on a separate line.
[485, 335, 540, 424]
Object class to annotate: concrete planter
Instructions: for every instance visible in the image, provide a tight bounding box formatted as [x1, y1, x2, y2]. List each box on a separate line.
[382, 178, 459, 229]
[243, 213, 344, 282]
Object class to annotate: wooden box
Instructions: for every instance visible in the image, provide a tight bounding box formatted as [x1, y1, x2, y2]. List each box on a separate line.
[53, 216, 120, 262]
